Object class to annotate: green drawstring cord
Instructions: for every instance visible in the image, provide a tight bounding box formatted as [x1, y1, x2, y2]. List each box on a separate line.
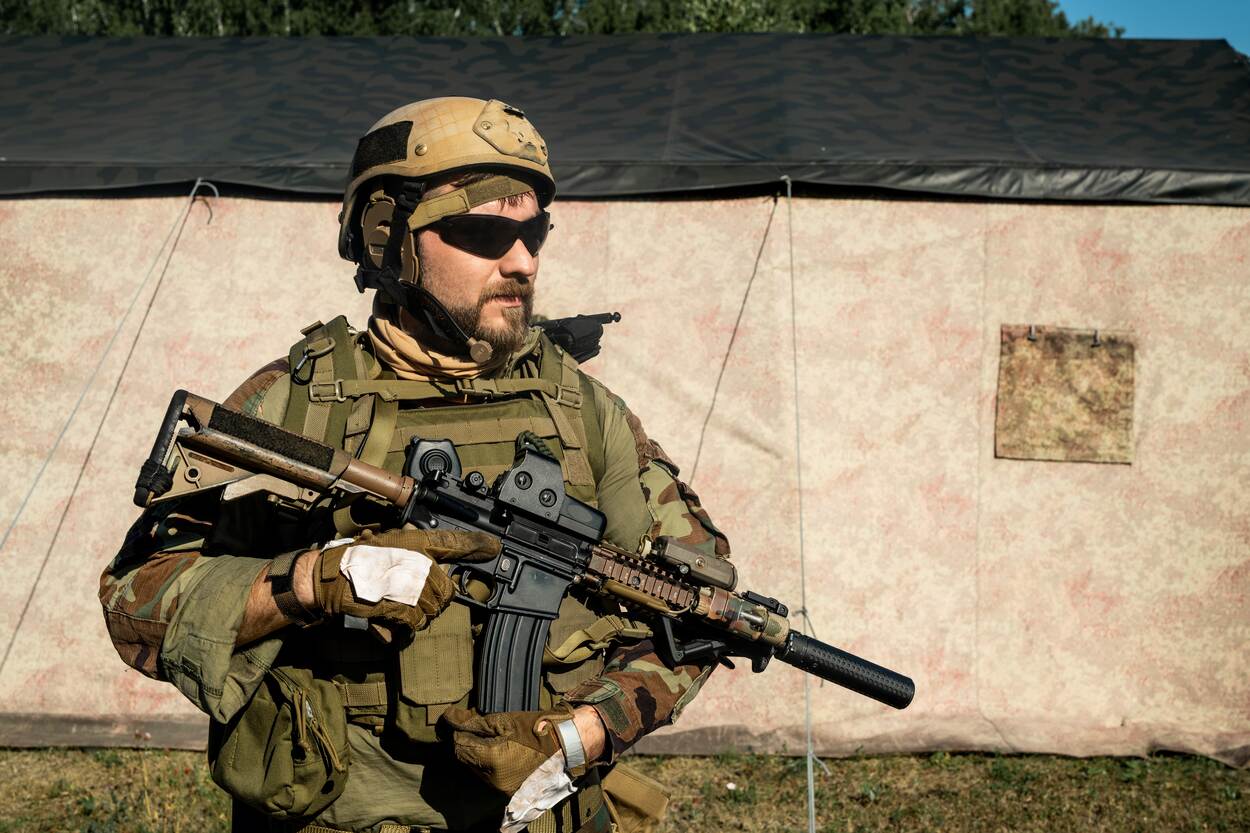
[289, 683, 343, 773]
[291, 687, 311, 762]
[305, 700, 345, 772]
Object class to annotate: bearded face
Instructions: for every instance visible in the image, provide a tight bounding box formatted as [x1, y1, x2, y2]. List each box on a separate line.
[420, 257, 535, 355]
[412, 191, 542, 358]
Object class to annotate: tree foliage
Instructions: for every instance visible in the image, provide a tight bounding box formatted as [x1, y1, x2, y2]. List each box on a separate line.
[0, 0, 1124, 38]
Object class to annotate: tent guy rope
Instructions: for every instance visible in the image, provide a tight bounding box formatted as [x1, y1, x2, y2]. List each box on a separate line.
[688, 195, 779, 486]
[0, 179, 217, 679]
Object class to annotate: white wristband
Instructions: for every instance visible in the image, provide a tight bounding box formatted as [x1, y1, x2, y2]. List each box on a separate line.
[555, 718, 586, 771]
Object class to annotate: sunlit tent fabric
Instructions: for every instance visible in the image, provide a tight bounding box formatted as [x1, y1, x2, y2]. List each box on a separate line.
[0, 34, 1248, 203]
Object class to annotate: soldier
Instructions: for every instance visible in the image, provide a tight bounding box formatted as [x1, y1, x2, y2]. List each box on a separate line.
[100, 97, 731, 833]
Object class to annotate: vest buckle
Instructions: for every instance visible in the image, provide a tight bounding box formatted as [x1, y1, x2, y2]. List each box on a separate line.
[453, 378, 493, 399]
[554, 385, 582, 407]
[309, 380, 346, 402]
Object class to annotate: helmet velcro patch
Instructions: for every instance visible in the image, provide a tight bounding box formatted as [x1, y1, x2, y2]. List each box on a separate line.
[352, 121, 413, 180]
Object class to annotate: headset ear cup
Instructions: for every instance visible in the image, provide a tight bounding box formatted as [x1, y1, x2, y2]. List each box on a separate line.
[361, 192, 420, 284]
[361, 195, 396, 271]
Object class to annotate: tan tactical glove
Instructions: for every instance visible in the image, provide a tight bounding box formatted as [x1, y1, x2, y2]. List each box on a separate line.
[314, 528, 499, 643]
[438, 706, 583, 797]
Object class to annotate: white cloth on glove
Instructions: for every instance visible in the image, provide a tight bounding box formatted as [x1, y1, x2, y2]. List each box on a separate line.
[500, 750, 575, 833]
[338, 543, 434, 605]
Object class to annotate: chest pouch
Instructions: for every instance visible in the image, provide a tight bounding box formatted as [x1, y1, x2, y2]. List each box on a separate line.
[207, 665, 349, 820]
[602, 764, 671, 833]
[391, 601, 475, 744]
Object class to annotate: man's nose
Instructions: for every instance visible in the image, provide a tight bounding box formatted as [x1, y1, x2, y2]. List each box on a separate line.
[498, 238, 537, 281]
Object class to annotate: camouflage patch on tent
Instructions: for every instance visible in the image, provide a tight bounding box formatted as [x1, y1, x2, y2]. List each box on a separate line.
[995, 325, 1135, 464]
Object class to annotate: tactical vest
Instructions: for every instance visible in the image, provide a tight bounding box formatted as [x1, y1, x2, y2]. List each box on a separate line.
[282, 316, 602, 507]
[237, 317, 651, 830]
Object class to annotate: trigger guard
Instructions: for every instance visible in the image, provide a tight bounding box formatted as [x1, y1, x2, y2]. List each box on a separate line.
[449, 563, 494, 609]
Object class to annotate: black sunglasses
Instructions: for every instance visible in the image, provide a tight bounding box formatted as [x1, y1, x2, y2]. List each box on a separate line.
[431, 211, 552, 259]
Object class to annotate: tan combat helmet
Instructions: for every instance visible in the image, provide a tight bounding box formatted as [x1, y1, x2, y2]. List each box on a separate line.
[339, 96, 555, 272]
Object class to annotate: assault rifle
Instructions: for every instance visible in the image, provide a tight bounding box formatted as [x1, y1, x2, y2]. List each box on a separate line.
[134, 390, 915, 714]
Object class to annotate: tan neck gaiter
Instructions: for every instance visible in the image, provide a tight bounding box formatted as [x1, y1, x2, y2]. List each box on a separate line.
[367, 299, 511, 380]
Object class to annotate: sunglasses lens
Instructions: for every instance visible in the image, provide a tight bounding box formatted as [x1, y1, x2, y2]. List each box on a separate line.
[436, 216, 513, 259]
[435, 212, 551, 259]
[520, 214, 550, 255]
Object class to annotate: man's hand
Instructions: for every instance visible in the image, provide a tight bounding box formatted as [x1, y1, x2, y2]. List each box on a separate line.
[236, 527, 499, 647]
[315, 528, 500, 642]
[438, 704, 606, 797]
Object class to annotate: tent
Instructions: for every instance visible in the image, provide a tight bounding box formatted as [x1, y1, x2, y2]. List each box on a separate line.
[1, 34, 1248, 766]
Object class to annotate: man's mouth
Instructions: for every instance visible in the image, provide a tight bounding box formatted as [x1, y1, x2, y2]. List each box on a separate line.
[487, 294, 525, 308]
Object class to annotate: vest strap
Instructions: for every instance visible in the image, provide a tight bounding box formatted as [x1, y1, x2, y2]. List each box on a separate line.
[537, 342, 595, 487]
[285, 316, 358, 448]
[544, 615, 653, 666]
[335, 680, 388, 710]
[309, 378, 443, 402]
[309, 376, 580, 404]
[389, 415, 561, 451]
[456, 376, 578, 402]
[361, 395, 400, 465]
[577, 372, 606, 487]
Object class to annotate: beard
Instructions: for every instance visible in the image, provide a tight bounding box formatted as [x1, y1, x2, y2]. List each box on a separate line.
[417, 260, 535, 356]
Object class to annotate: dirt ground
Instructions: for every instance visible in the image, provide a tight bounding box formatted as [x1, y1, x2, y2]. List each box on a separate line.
[0, 748, 1245, 832]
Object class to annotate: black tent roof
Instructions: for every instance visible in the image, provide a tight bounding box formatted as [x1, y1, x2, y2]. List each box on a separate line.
[2, 34, 1248, 204]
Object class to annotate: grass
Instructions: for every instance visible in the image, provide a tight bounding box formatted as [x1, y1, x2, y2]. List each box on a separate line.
[0, 748, 1246, 832]
[630, 752, 1249, 832]
[0, 747, 227, 833]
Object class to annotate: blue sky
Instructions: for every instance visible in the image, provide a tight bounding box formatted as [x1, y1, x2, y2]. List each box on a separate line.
[1061, 0, 1250, 54]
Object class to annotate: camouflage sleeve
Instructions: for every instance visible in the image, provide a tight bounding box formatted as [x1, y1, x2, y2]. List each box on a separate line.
[97, 359, 291, 721]
[564, 379, 731, 761]
[590, 380, 731, 559]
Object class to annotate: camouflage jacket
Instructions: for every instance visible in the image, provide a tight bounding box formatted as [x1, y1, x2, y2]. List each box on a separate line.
[99, 326, 731, 768]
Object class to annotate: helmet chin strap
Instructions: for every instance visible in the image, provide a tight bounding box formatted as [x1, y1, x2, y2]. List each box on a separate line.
[353, 179, 494, 363]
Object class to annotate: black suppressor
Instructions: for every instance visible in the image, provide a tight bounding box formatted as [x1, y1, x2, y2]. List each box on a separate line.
[778, 632, 915, 709]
